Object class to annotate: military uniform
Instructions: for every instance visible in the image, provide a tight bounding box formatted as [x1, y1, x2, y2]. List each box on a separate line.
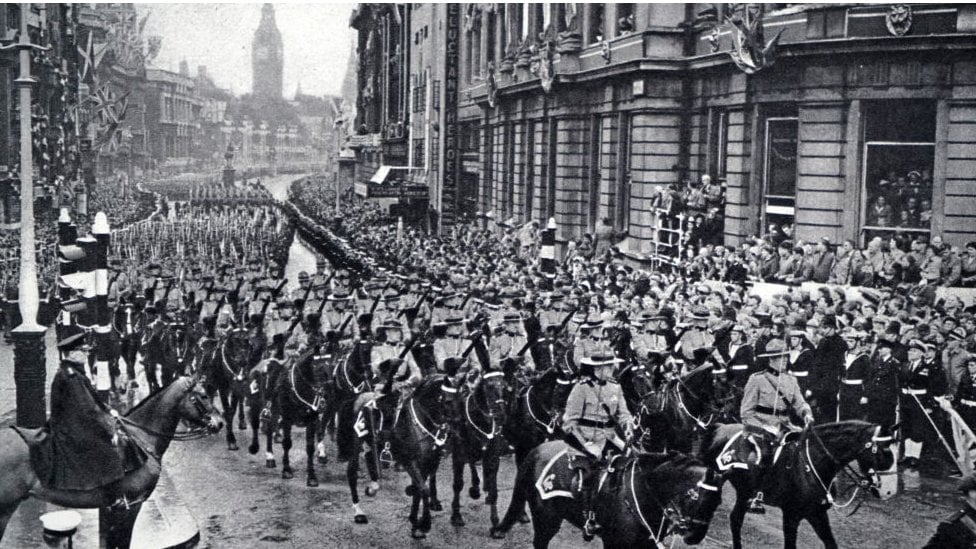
[740, 369, 813, 435]
[562, 374, 633, 456]
[838, 349, 870, 422]
[924, 506, 976, 548]
[489, 328, 535, 372]
[865, 350, 900, 435]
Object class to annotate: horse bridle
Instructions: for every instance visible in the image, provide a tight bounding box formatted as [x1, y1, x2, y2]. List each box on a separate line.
[628, 458, 710, 547]
[804, 425, 892, 509]
[118, 379, 216, 450]
[465, 371, 505, 443]
[221, 331, 248, 381]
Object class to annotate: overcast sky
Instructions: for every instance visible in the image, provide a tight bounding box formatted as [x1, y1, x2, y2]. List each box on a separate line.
[139, 3, 355, 98]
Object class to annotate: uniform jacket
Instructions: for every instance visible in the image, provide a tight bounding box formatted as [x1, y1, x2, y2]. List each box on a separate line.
[724, 342, 756, 388]
[740, 369, 813, 433]
[901, 357, 947, 405]
[562, 378, 633, 456]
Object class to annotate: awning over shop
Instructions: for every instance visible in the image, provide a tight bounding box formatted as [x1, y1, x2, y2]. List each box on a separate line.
[370, 165, 393, 184]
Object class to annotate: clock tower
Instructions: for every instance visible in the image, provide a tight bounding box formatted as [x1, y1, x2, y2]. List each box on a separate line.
[252, 3, 283, 99]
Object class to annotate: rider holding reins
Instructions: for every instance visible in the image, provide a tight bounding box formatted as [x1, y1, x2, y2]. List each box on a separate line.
[739, 337, 814, 513]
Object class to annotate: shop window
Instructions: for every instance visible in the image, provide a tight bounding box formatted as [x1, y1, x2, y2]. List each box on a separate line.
[763, 116, 798, 234]
[861, 100, 936, 243]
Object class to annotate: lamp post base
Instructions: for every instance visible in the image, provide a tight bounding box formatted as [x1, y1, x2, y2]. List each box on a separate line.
[11, 327, 48, 428]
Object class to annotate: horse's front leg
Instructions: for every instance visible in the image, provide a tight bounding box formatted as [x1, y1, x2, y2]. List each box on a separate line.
[450, 450, 466, 526]
[306, 418, 319, 487]
[348, 456, 368, 523]
[729, 489, 749, 549]
[247, 395, 262, 455]
[806, 509, 838, 549]
[221, 389, 238, 451]
[281, 422, 294, 479]
[782, 509, 802, 549]
[405, 462, 430, 538]
[469, 460, 481, 500]
[428, 460, 442, 512]
[485, 449, 501, 528]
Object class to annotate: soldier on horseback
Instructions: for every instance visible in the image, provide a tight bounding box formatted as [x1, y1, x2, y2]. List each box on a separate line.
[562, 354, 634, 541]
[739, 338, 814, 513]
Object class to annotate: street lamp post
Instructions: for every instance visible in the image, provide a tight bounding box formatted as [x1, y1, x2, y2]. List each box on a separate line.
[334, 120, 343, 218]
[5, 3, 50, 428]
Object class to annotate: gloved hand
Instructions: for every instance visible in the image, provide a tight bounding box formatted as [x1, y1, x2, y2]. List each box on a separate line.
[804, 415, 815, 427]
[859, 396, 868, 405]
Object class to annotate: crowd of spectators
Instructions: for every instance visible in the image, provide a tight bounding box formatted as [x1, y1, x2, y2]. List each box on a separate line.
[288, 176, 976, 477]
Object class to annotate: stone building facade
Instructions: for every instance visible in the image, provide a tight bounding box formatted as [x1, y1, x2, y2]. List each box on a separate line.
[349, 3, 976, 251]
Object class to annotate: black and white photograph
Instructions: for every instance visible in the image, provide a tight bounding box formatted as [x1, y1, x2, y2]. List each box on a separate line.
[0, 2, 975, 548]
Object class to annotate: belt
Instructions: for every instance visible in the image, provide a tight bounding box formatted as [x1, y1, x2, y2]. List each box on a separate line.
[712, 368, 727, 375]
[902, 388, 927, 396]
[755, 405, 789, 416]
[730, 364, 749, 371]
[577, 418, 613, 429]
[961, 399, 976, 407]
[842, 379, 863, 385]
[791, 370, 809, 377]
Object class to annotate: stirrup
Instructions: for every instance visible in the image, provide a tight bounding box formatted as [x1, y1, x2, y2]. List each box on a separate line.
[582, 513, 601, 541]
[747, 492, 766, 514]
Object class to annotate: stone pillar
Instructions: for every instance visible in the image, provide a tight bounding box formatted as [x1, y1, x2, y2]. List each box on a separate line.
[12, 329, 47, 427]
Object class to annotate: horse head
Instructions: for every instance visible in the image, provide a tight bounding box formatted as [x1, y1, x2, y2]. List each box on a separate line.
[848, 423, 898, 500]
[221, 328, 252, 381]
[638, 452, 719, 545]
[812, 421, 898, 502]
[414, 374, 451, 426]
[475, 369, 509, 425]
[170, 375, 224, 434]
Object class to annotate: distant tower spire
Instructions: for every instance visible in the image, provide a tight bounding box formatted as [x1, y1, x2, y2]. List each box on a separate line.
[252, 3, 283, 99]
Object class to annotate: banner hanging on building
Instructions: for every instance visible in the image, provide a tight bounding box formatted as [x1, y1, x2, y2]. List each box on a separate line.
[440, 3, 461, 231]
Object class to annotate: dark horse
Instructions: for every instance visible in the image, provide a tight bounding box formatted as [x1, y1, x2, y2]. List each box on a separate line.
[697, 420, 897, 549]
[448, 369, 509, 528]
[201, 327, 252, 450]
[0, 376, 222, 542]
[250, 347, 334, 486]
[348, 374, 451, 539]
[636, 364, 726, 453]
[503, 367, 576, 465]
[490, 441, 720, 549]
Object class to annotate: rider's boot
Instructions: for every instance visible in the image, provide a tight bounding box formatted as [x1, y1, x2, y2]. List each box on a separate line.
[747, 491, 766, 514]
[579, 467, 601, 541]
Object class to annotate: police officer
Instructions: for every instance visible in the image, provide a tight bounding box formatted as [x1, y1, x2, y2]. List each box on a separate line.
[740, 338, 814, 513]
[562, 354, 633, 541]
[923, 473, 976, 548]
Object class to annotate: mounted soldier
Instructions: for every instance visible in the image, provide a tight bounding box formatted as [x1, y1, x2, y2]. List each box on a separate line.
[562, 354, 633, 541]
[739, 338, 814, 513]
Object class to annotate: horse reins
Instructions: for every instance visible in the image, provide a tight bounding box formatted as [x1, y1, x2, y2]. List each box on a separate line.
[804, 425, 889, 511]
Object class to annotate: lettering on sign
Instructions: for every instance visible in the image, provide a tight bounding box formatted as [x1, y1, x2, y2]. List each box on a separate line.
[440, 3, 461, 230]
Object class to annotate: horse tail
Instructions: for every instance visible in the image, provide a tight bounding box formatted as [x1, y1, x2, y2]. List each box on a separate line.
[493, 447, 535, 535]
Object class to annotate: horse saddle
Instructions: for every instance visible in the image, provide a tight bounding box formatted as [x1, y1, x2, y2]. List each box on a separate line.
[534, 443, 630, 502]
[11, 419, 149, 492]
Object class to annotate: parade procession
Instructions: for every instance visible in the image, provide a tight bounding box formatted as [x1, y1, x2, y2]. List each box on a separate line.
[5, 3, 976, 549]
